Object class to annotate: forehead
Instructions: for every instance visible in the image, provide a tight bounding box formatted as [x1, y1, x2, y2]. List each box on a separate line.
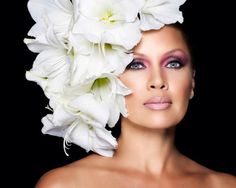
[133, 26, 189, 56]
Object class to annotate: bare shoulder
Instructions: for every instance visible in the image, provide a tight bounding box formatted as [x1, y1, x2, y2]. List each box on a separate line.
[35, 154, 109, 188]
[179, 155, 236, 188]
[194, 161, 236, 187]
[208, 171, 236, 188]
[34, 163, 83, 188]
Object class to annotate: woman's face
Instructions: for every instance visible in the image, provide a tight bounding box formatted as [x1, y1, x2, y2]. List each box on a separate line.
[119, 26, 194, 129]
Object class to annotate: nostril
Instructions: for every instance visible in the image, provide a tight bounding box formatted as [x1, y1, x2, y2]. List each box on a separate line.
[149, 83, 167, 89]
[160, 85, 165, 89]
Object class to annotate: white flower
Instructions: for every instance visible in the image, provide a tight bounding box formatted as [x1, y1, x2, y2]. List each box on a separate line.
[26, 0, 76, 39]
[138, 0, 186, 31]
[68, 33, 134, 84]
[24, 27, 71, 98]
[64, 73, 131, 127]
[69, 121, 117, 157]
[24, 0, 77, 98]
[85, 74, 132, 127]
[25, 49, 70, 98]
[41, 72, 131, 156]
[73, 0, 142, 50]
[42, 94, 117, 157]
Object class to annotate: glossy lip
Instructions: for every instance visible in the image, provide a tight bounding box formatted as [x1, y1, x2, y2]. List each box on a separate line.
[143, 96, 172, 110]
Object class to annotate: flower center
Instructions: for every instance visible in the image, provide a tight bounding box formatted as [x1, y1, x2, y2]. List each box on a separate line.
[100, 9, 116, 24]
[92, 78, 110, 90]
[91, 77, 111, 101]
[103, 43, 112, 51]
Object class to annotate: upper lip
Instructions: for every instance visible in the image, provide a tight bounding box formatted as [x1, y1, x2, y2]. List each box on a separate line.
[144, 96, 172, 105]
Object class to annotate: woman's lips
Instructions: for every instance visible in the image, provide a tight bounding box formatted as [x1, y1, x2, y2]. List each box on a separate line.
[144, 97, 172, 110]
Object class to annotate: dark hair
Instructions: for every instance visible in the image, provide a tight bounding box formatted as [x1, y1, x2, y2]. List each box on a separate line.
[107, 116, 121, 139]
[171, 22, 196, 70]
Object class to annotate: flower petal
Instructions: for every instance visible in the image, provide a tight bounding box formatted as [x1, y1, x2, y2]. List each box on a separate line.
[68, 94, 110, 126]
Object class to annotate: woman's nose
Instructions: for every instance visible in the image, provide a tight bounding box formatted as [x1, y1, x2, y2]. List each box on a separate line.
[147, 70, 168, 90]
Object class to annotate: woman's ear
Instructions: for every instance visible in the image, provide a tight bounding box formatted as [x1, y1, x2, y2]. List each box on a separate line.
[190, 71, 195, 100]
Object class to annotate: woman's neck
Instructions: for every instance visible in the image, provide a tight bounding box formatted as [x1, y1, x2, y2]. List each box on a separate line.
[113, 118, 179, 175]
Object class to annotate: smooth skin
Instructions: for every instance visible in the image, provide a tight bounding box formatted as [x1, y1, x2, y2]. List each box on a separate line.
[35, 26, 236, 188]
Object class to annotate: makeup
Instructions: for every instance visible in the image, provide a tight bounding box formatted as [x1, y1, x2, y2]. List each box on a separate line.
[144, 96, 172, 110]
[161, 49, 189, 68]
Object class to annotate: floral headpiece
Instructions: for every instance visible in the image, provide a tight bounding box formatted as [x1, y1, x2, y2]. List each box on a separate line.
[24, 0, 186, 157]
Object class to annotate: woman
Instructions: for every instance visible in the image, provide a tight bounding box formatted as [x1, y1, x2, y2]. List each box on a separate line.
[23, 0, 236, 187]
[35, 25, 236, 188]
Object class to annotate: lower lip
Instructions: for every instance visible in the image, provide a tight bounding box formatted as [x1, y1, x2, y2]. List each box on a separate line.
[144, 102, 171, 110]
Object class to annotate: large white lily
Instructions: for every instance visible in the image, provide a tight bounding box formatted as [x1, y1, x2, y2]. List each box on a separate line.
[138, 0, 186, 31]
[84, 74, 132, 127]
[42, 93, 117, 157]
[25, 27, 71, 98]
[68, 33, 133, 84]
[73, 0, 142, 50]
[26, 0, 76, 39]
[24, 0, 78, 98]
[63, 73, 132, 127]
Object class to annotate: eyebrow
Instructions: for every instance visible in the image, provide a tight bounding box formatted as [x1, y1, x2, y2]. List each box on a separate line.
[133, 49, 188, 57]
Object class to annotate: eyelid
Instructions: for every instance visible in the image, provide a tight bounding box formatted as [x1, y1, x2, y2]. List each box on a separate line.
[133, 58, 146, 63]
[163, 56, 185, 68]
[126, 58, 147, 70]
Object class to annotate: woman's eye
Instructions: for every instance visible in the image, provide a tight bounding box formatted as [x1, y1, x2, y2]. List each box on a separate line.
[126, 60, 146, 70]
[165, 60, 183, 69]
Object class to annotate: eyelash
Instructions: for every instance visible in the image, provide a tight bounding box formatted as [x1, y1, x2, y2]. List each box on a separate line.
[126, 59, 146, 70]
[165, 59, 184, 69]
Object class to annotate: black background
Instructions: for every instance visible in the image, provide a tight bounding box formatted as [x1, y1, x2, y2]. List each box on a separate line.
[4, 0, 236, 187]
